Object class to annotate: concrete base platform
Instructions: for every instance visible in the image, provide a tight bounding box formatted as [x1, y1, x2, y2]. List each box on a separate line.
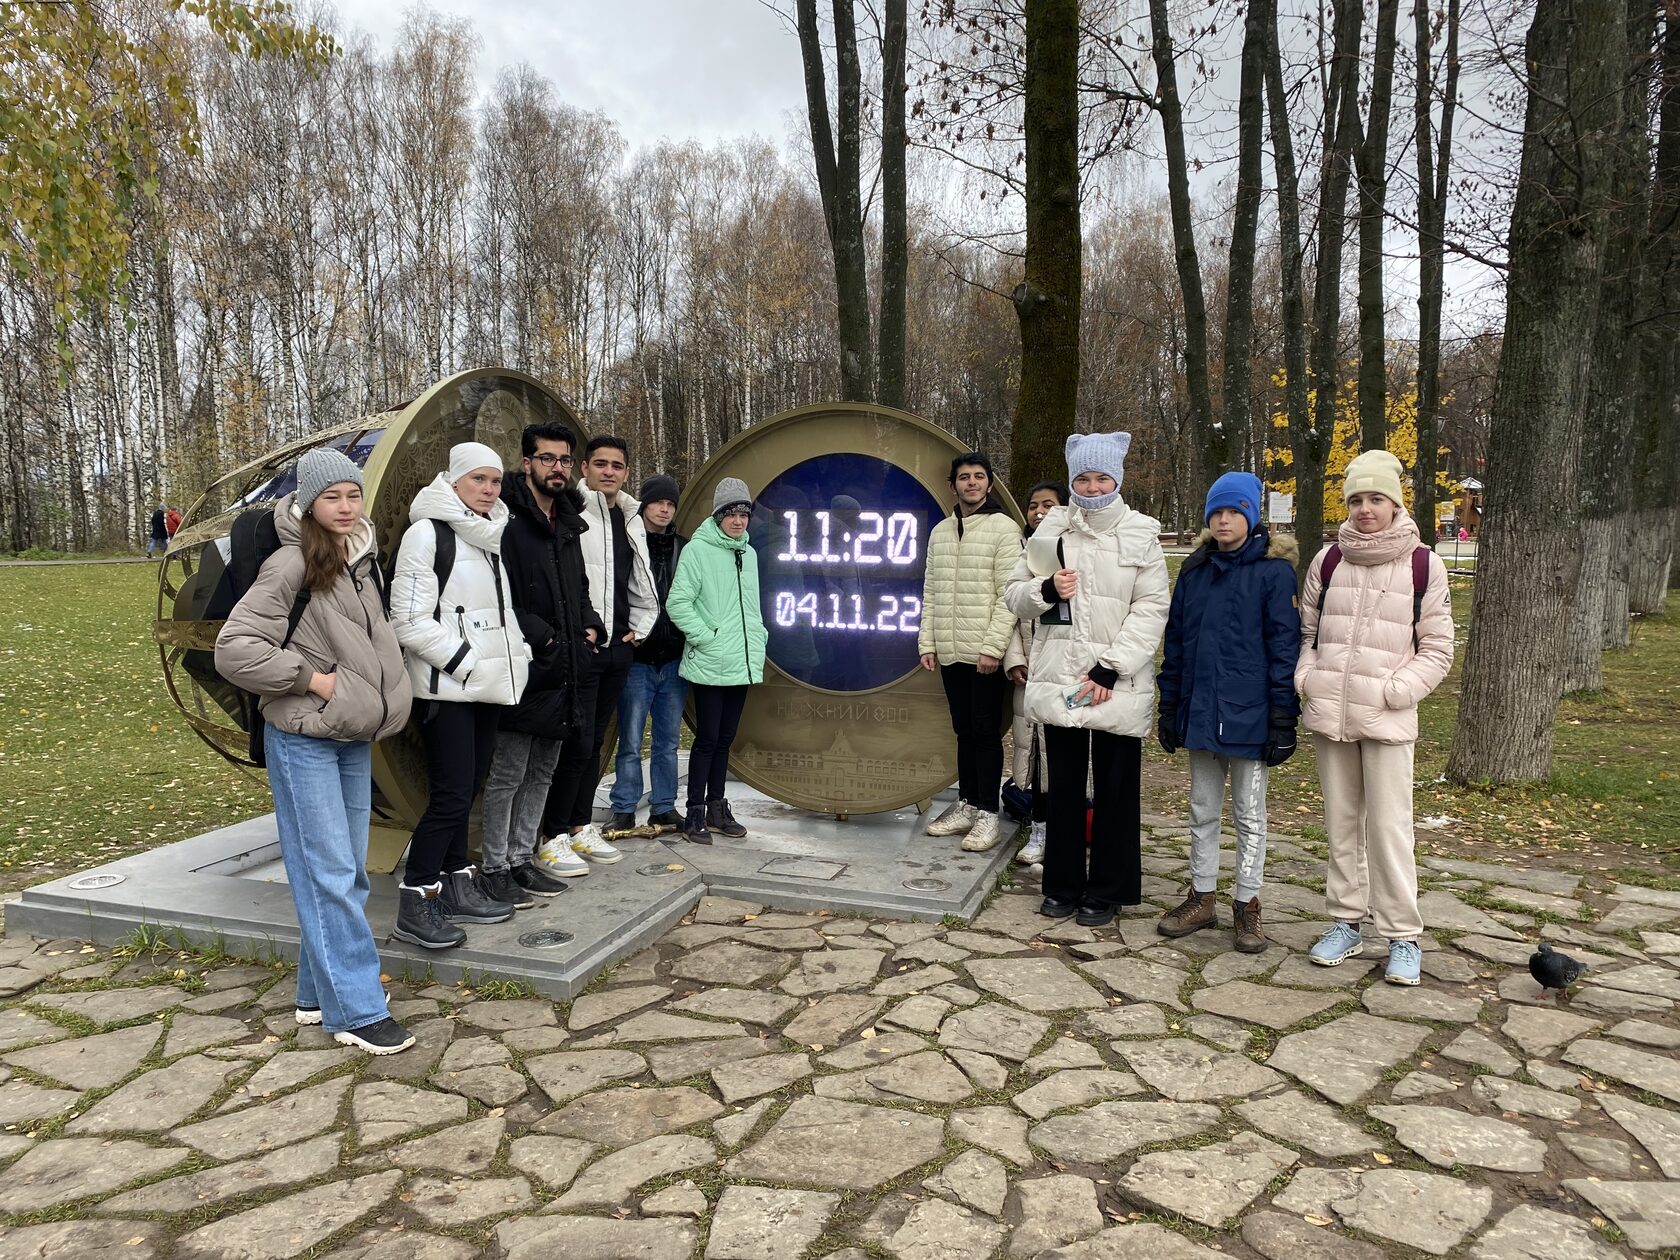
[5, 772, 1017, 998]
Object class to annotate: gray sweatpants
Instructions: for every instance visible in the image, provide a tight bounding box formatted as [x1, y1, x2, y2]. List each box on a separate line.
[480, 731, 562, 873]
[1187, 751, 1268, 903]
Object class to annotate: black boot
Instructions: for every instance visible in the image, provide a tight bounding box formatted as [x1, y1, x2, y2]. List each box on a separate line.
[682, 804, 713, 845]
[439, 867, 514, 924]
[607, 811, 637, 833]
[648, 809, 683, 830]
[393, 885, 466, 950]
[706, 799, 747, 838]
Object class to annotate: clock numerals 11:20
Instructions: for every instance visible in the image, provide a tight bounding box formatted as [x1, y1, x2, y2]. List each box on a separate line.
[777, 511, 919, 565]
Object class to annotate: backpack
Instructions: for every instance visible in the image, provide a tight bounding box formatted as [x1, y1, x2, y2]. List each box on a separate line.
[1313, 544, 1431, 650]
[383, 518, 456, 692]
[220, 507, 315, 768]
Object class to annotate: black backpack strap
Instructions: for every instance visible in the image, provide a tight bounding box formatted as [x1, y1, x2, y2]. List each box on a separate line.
[280, 588, 311, 650]
[430, 518, 456, 619]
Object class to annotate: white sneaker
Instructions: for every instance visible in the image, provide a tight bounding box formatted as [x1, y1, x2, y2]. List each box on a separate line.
[1016, 823, 1046, 865]
[961, 810, 1003, 852]
[534, 835, 590, 878]
[925, 800, 977, 837]
[570, 825, 623, 865]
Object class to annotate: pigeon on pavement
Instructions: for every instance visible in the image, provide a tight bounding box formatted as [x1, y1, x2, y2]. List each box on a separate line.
[1529, 941, 1588, 1001]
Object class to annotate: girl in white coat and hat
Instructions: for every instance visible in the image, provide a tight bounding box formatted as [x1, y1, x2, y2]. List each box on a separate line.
[1006, 433, 1170, 926]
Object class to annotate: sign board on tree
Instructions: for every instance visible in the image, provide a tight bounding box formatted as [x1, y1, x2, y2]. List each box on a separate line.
[1267, 491, 1294, 523]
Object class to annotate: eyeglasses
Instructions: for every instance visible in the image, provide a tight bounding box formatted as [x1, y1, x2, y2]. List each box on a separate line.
[528, 453, 574, 468]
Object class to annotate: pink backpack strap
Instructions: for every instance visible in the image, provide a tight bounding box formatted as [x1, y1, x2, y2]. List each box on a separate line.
[1311, 545, 1342, 648]
[1410, 545, 1431, 649]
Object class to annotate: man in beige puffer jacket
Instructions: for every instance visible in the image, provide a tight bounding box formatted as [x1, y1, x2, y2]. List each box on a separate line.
[1298, 450, 1454, 988]
[919, 451, 1022, 853]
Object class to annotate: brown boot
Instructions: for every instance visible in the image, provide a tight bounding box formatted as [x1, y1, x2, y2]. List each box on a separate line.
[1157, 887, 1217, 938]
[1232, 896, 1267, 954]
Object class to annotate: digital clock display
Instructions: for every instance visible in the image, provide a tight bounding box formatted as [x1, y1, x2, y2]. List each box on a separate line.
[751, 453, 945, 692]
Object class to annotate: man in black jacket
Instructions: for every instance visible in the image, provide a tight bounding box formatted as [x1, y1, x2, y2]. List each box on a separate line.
[479, 421, 606, 906]
[607, 474, 688, 832]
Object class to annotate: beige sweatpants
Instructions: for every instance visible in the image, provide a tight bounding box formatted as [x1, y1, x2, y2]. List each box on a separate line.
[1314, 735, 1423, 941]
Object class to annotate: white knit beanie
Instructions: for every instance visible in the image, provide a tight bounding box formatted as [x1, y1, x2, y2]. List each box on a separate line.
[447, 441, 504, 485]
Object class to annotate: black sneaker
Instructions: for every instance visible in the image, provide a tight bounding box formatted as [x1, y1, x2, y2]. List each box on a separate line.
[607, 811, 638, 833]
[511, 863, 570, 897]
[394, 885, 466, 949]
[482, 867, 534, 910]
[440, 867, 514, 924]
[682, 804, 712, 845]
[333, 1017, 415, 1055]
[706, 798, 747, 838]
[648, 809, 683, 829]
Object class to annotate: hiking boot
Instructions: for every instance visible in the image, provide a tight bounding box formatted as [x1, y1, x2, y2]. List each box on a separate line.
[439, 867, 514, 924]
[393, 885, 466, 950]
[706, 799, 747, 838]
[961, 810, 1003, 852]
[648, 809, 683, 829]
[682, 804, 713, 845]
[1309, 920, 1365, 966]
[511, 863, 570, 897]
[569, 825, 624, 864]
[607, 811, 638, 833]
[1232, 896, 1267, 954]
[333, 1017, 415, 1055]
[925, 800, 977, 837]
[1157, 887, 1217, 938]
[481, 867, 534, 911]
[534, 835, 590, 878]
[1385, 939, 1422, 985]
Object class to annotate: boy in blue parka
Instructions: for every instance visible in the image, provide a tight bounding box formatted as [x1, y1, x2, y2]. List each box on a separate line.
[1155, 471, 1301, 953]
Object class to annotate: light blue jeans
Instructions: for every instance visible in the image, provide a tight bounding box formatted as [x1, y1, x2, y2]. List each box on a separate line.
[264, 724, 387, 1033]
[610, 659, 686, 814]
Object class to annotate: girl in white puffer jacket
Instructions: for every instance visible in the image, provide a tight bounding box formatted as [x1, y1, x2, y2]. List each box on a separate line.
[389, 442, 532, 946]
[1006, 433, 1170, 927]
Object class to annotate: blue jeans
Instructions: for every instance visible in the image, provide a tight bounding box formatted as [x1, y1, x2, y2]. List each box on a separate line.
[264, 724, 387, 1033]
[610, 659, 686, 814]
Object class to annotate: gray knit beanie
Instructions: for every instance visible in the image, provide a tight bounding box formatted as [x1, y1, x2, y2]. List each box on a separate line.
[1064, 431, 1131, 510]
[295, 447, 363, 512]
[713, 477, 753, 516]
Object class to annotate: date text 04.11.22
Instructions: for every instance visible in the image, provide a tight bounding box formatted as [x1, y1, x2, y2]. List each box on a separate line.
[772, 591, 923, 634]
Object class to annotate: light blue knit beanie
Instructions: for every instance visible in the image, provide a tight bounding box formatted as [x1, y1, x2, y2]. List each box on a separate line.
[1065, 432, 1131, 509]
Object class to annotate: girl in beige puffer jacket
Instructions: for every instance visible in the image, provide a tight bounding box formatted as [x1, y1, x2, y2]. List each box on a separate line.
[1299, 450, 1454, 987]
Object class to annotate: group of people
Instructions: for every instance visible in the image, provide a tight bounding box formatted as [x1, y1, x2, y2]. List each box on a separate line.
[147, 503, 181, 556]
[212, 416, 1451, 1058]
[214, 423, 768, 1054]
[917, 435, 1453, 987]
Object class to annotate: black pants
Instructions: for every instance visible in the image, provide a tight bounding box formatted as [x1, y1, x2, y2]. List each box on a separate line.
[1043, 726, 1142, 910]
[1030, 736, 1050, 823]
[406, 700, 501, 887]
[542, 641, 633, 835]
[687, 683, 748, 808]
[940, 662, 1008, 814]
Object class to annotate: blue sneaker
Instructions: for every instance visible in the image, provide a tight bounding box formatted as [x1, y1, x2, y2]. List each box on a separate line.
[1309, 920, 1364, 966]
[1385, 939, 1422, 986]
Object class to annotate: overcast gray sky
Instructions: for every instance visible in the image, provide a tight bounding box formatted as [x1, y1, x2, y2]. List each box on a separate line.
[330, 0, 811, 152]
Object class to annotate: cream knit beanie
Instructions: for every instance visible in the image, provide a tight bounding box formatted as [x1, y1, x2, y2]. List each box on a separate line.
[1344, 449, 1405, 504]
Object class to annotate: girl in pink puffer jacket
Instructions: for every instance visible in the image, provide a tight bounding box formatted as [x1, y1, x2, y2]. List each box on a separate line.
[1297, 450, 1454, 986]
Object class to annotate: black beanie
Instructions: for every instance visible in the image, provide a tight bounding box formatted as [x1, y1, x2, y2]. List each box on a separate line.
[639, 474, 679, 511]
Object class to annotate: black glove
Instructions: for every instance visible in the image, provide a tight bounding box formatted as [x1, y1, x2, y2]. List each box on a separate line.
[1157, 704, 1180, 755]
[1263, 710, 1297, 766]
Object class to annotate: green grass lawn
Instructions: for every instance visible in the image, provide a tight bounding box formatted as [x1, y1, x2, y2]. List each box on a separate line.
[1, 562, 1675, 899]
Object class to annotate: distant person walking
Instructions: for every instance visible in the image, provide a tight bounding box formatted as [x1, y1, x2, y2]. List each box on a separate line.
[666, 478, 767, 844]
[147, 505, 168, 557]
[920, 451, 1022, 854]
[390, 442, 532, 949]
[1005, 433, 1170, 927]
[165, 505, 182, 539]
[608, 474, 688, 833]
[214, 449, 414, 1054]
[479, 422, 604, 906]
[1299, 451, 1454, 987]
[1004, 481, 1068, 866]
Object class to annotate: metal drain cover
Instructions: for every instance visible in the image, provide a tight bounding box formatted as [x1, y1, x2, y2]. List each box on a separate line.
[518, 929, 574, 948]
[67, 873, 126, 891]
[902, 877, 950, 892]
[636, 862, 687, 877]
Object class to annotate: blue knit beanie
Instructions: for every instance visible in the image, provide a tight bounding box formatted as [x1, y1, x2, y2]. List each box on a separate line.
[1065, 432, 1131, 509]
[1204, 471, 1263, 531]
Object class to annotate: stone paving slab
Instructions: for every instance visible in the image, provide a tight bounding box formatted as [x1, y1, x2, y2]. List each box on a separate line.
[0, 827, 1675, 1259]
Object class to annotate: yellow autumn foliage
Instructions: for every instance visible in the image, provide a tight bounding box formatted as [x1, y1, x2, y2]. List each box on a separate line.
[1265, 375, 1457, 525]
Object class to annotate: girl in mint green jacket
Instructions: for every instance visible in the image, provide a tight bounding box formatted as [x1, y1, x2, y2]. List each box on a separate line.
[667, 477, 768, 843]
